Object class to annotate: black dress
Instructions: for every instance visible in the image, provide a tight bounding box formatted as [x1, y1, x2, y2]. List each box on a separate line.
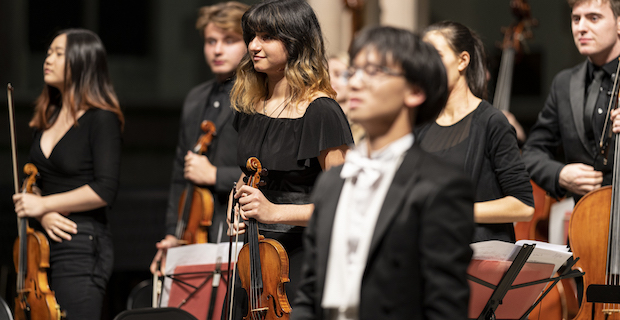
[232, 97, 353, 308]
[29, 108, 122, 320]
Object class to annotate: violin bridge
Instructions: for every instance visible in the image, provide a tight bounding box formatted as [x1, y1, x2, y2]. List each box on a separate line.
[250, 307, 269, 312]
[602, 308, 620, 314]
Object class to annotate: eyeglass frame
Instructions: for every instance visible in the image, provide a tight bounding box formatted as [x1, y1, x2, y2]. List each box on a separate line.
[342, 63, 404, 84]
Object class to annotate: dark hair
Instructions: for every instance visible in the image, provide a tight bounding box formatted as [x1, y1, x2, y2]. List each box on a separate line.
[31, 28, 123, 129]
[424, 21, 488, 99]
[568, 0, 620, 17]
[230, 0, 335, 113]
[349, 26, 448, 126]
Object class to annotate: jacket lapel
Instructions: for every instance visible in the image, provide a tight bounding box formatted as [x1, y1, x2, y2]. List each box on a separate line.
[213, 97, 233, 138]
[367, 145, 421, 255]
[187, 82, 215, 145]
[317, 169, 346, 254]
[569, 61, 594, 157]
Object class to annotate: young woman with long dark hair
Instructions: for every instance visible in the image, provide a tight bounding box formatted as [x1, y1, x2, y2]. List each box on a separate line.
[13, 28, 123, 319]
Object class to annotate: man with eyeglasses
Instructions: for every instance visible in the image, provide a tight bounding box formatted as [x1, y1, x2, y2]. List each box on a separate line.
[292, 26, 475, 320]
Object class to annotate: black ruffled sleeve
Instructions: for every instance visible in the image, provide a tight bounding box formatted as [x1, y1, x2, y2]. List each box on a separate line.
[297, 97, 353, 162]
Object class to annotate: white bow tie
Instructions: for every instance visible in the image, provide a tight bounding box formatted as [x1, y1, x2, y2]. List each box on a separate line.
[340, 150, 386, 187]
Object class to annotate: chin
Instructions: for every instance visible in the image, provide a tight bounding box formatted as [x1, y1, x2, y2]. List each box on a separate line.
[211, 66, 234, 75]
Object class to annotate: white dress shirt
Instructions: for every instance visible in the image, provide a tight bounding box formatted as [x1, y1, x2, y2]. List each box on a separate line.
[322, 134, 414, 320]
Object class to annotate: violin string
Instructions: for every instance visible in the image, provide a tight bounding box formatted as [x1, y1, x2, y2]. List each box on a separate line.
[229, 196, 240, 320]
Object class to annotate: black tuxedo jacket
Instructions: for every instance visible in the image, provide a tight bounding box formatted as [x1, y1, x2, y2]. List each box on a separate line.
[522, 61, 615, 200]
[291, 143, 475, 320]
[164, 80, 240, 241]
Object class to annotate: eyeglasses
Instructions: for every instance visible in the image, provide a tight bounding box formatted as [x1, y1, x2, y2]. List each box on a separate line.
[343, 63, 403, 83]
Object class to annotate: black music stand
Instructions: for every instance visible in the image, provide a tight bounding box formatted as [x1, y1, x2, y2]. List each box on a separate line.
[468, 244, 584, 320]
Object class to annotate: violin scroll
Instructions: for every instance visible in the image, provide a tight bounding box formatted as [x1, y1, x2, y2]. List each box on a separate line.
[245, 157, 268, 188]
[21, 163, 39, 194]
[194, 120, 216, 154]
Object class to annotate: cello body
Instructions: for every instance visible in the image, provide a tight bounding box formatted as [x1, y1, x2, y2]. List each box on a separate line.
[515, 181, 579, 320]
[569, 186, 619, 320]
[495, 1, 579, 317]
[515, 181, 557, 242]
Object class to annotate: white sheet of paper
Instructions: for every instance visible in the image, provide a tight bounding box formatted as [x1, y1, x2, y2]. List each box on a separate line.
[548, 197, 575, 245]
[470, 240, 572, 276]
[160, 242, 243, 306]
[514, 240, 572, 274]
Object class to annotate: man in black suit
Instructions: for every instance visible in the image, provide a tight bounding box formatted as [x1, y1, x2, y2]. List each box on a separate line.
[522, 0, 620, 202]
[150, 1, 248, 275]
[291, 26, 475, 320]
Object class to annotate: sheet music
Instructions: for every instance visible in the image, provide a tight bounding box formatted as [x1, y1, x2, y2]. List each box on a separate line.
[160, 242, 243, 306]
[470, 240, 572, 275]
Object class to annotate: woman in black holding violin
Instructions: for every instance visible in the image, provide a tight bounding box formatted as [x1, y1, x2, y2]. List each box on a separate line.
[228, 0, 353, 315]
[12, 29, 123, 320]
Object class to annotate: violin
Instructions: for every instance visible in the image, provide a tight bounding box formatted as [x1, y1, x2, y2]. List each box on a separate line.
[13, 164, 64, 320]
[235, 157, 291, 320]
[152, 120, 217, 307]
[568, 57, 620, 320]
[175, 120, 217, 244]
[7, 84, 64, 320]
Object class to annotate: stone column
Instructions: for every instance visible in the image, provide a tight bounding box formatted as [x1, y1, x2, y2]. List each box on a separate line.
[308, 0, 352, 57]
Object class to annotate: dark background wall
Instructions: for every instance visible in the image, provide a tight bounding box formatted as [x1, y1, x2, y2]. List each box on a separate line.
[0, 0, 584, 319]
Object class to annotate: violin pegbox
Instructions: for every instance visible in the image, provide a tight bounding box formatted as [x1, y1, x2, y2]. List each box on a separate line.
[245, 157, 268, 188]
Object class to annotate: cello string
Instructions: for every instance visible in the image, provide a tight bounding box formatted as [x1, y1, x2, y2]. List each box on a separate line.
[608, 63, 620, 315]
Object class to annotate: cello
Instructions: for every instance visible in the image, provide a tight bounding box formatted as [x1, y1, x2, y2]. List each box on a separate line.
[492, 2, 579, 319]
[175, 120, 217, 244]
[234, 157, 291, 320]
[8, 83, 64, 320]
[568, 57, 620, 320]
[492, 0, 535, 112]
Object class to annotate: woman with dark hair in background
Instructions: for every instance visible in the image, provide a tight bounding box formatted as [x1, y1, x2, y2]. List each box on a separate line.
[12, 28, 123, 319]
[228, 0, 352, 316]
[418, 21, 534, 242]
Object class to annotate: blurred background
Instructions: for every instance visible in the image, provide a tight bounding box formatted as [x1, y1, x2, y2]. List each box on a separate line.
[0, 0, 583, 318]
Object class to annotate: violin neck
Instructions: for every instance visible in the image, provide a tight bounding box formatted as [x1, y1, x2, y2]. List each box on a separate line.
[17, 217, 29, 292]
[175, 183, 194, 239]
[493, 47, 515, 113]
[247, 218, 264, 291]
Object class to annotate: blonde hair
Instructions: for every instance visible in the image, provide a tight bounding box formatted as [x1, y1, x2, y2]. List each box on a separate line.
[230, 0, 335, 114]
[196, 1, 249, 37]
